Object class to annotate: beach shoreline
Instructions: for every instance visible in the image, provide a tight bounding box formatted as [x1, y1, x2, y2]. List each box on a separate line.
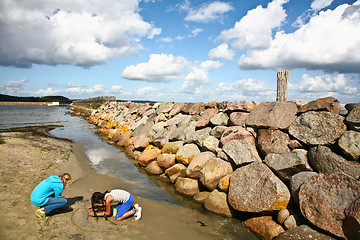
[0, 127, 256, 240]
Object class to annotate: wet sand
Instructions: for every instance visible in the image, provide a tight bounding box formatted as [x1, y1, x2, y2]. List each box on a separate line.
[0, 128, 257, 240]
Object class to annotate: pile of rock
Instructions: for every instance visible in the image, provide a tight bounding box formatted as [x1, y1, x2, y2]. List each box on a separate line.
[73, 97, 360, 240]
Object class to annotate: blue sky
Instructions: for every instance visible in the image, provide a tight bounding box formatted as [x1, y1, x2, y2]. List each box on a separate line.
[0, 0, 359, 103]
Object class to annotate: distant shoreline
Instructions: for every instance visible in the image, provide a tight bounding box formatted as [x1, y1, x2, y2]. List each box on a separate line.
[0, 101, 50, 105]
[0, 101, 69, 106]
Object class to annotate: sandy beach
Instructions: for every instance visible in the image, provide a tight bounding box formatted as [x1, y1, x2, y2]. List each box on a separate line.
[0, 127, 256, 240]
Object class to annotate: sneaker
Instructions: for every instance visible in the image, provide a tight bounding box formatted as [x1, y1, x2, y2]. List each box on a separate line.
[36, 209, 46, 219]
[134, 207, 142, 220]
[113, 208, 117, 217]
[134, 204, 139, 210]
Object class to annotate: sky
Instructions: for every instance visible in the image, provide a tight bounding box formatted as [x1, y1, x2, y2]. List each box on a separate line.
[0, 0, 359, 104]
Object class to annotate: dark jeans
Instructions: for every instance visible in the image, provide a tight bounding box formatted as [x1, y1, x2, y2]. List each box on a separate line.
[43, 197, 67, 213]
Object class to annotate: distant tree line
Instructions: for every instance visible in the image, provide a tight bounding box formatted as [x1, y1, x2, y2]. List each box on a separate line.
[0, 94, 72, 104]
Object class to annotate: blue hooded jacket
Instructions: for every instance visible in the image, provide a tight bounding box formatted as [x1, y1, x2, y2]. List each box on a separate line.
[30, 174, 64, 207]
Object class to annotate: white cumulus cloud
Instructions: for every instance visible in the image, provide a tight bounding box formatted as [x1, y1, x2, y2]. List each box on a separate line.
[237, 2, 360, 73]
[185, 1, 234, 23]
[218, 0, 288, 50]
[121, 54, 189, 82]
[208, 43, 235, 60]
[0, 0, 161, 68]
[181, 60, 223, 94]
[311, 0, 334, 11]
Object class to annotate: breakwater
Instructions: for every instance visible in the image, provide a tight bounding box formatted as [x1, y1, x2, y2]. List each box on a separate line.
[70, 97, 360, 240]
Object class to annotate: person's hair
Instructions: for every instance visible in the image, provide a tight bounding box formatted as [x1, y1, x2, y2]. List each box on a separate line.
[59, 173, 71, 186]
[91, 191, 109, 220]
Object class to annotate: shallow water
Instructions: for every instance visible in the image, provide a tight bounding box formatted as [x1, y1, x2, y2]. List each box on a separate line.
[0, 105, 257, 239]
[0, 105, 176, 203]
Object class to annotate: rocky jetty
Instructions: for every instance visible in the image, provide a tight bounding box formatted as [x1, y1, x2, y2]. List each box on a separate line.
[70, 96, 360, 240]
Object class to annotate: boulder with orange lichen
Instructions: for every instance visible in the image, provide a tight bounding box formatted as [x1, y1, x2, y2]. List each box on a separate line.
[138, 145, 162, 167]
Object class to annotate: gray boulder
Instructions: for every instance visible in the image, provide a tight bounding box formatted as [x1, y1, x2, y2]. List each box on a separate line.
[210, 126, 228, 139]
[201, 135, 220, 153]
[275, 225, 337, 240]
[222, 139, 261, 167]
[246, 101, 298, 129]
[338, 130, 360, 161]
[168, 102, 185, 117]
[346, 104, 360, 131]
[228, 162, 291, 213]
[210, 112, 229, 126]
[288, 111, 347, 145]
[264, 149, 312, 182]
[309, 145, 360, 180]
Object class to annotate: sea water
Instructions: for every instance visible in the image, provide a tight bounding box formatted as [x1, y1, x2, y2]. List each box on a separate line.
[0, 105, 177, 203]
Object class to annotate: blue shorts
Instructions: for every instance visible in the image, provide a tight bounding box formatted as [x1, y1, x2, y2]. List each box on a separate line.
[114, 195, 134, 220]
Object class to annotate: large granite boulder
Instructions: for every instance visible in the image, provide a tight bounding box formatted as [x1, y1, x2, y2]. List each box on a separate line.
[338, 130, 360, 161]
[156, 153, 176, 169]
[228, 112, 249, 126]
[164, 163, 187, 183]
[186, 151, 215, 179]
[196, 108, 218, 128]
[222, 139, 261, 167]
[174, 177, 199, 196]
[210, 112, 229, 126]
[298, 96, 340, 114]
[133, 134, 151, 150]
[210, 126, 228, 139]
[275, 225, 337, 240]
[228, 162, 291, 213]
[201, 135, 220, 153]
[343, 197, 360, 240]
[246, 102, 298, 129]
[168, 102, 186, 117]
[175, 143, 201, 165]
[224, 101, 259, 112]
[299, 173, 360, 238]
[289, 171, 318, 206]
[257, 129, 291, 157]
[199, 158, 233, 191]
[346, 104, 360, 131]
[288, 111, 347, 145]
[244, 216, 285, 240]
[203, 189, 233, 217]
[264, 149, 312, 182]
[161, 141, 184, 154]
[309, 145, 360, 180]
[220, 126, 255, 146]
[137, 145, 161, 167]
[145, 161, 163, 175]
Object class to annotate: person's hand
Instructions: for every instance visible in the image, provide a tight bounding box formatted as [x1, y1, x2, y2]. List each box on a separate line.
[88, 206, 93, 210]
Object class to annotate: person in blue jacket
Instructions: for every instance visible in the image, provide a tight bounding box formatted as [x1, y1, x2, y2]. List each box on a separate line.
[31, 173, 71, 219]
